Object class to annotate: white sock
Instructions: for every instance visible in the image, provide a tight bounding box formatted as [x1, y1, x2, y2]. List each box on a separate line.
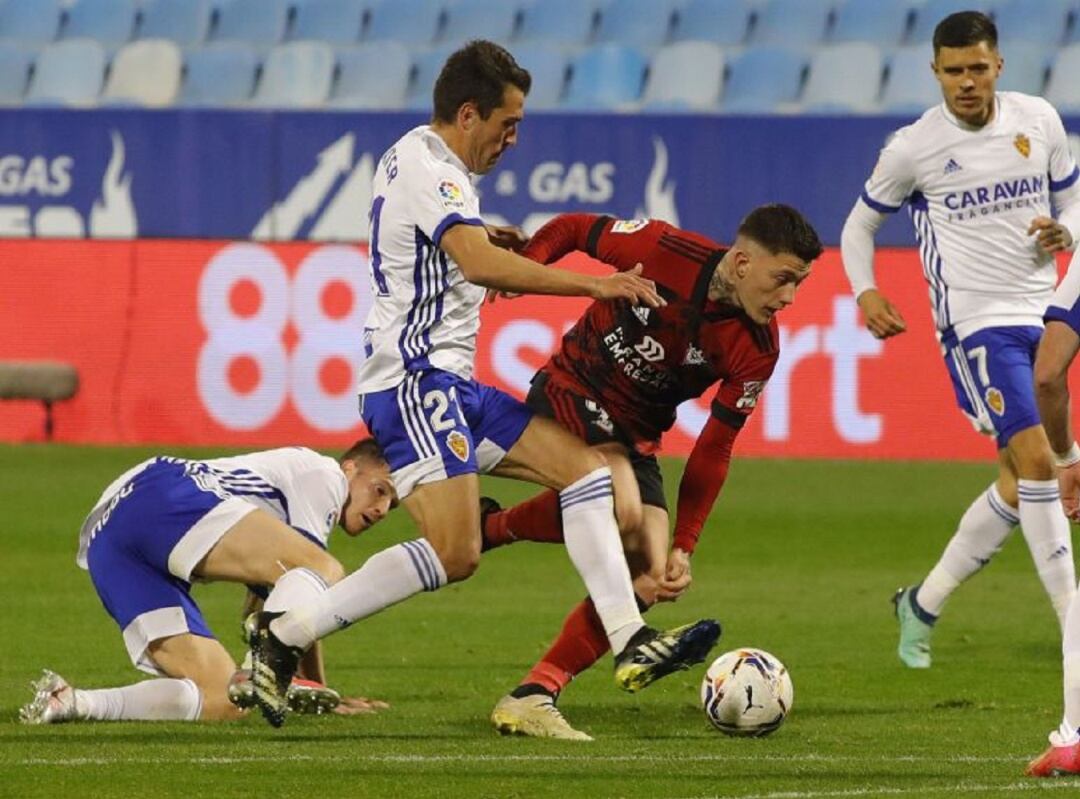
[1018, 479, 1076, 629]
[560, 467, 644, 654]
[74, 678, 201, 721]
[916, 484, 1017, 617]
[264, 567, 329, 613]
[271, 539, 446, 649]
[1058, 590, 1080, 743]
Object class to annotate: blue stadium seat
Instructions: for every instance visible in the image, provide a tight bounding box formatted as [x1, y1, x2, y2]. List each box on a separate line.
[1066, 7, 1080, 45]
[26, 39, 106, 106]
[830, 0, 911, 46]
[995, 42, 1048, 94]
[563, 44, 647, 110]
[290, 0, 366, 47]
[908, 0, 998, 43]
[0, 41, 32, 104]
[671, 0, 751, 47]
[1046, 44, 1080, 112]
[0, 0, 62, 46]
[879, 45, 940, 113]
[212, 0, 289, 49]
[510, 42, 569, 110]
[61, 0, 136, 50]
[441, 0, 519, 47]
[641, 41, 724, 110]
[517, 0, 601, 47]
[366, 0, 443, 46]
[404, 45, 454, 109]
[138, 0, 213, 48]
[994, 0, 1073, 46]
[252, 41, 335, 108]
[179, 42, 259, 106]
[102, 39, 182, 106]
[329, 41, 411, 109]
[595, 0, 679, 49]
[801, 42, 882, 112]
[720, 45, 806, 112]
[750, 0, 832, 47]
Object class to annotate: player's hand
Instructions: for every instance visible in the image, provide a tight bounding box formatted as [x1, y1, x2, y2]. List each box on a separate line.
[485, 288, 522, 304]
[1059, 462, 1080, 522]
[332, 695, 390, 715]
[857, 289, 907, 339]
[1028, 216, 1074, 255]
[656, 548, 692, 602]
[485, 223, 529, 252]
[592, 264, 666, 307]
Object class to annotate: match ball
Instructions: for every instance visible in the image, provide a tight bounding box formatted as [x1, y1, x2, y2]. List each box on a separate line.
[700, 647, 793, 737]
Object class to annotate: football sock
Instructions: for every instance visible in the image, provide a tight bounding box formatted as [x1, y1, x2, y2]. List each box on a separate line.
[271, 539, 447, 649]
[483, 490, 563, 550]
[1059, 590, 1080, 743]
[519, 598, 611, 696]
[74, 678, 201, 721]
[263, 567, 329, 613]
[559, 467, 644, 655]
[916, 484, 1017, 617]
[1018, 479, 1076, 629]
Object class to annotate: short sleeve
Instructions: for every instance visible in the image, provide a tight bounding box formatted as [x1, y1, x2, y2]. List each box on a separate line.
[861, 135, 917, 214]
[1044, 102, 1080, 192]
[407, 159, 484, 246]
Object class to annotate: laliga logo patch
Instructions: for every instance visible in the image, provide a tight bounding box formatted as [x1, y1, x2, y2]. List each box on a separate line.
[1014, 133, 1031, 159]
[611, 219, 648, 234]
[985, 387, 1006, 416]
[438, 179, 466, 209]
[446, 430, 470, 462]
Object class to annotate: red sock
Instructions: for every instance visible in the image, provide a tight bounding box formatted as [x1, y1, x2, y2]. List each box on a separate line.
[521, 599, 610, 695]
[483, 490, 564, 549]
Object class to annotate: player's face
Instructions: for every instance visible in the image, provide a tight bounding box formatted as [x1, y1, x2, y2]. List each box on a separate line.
[465, 85, 524, 175]
[933, 41, 1002, 127]
[736, 244, 811, 324]
[338, 457, 397, 537]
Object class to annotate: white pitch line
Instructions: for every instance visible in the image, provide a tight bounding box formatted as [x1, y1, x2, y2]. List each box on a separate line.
[677, 780, 1080, 799]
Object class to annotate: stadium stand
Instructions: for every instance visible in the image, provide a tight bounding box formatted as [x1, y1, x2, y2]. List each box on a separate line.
[0, 361, 78, 441]
[329, 41, 411, 109]
[0, 0, 63, 46]
[800, 42, 883, 112]
[25, 39, 106, 107]
[829, 0, 911, 46]
[516, 0, 602, 48]
[211, 0, 290, 50]
[510, 42, 570, 110]
[60, 0, 136, 53]
[640, 40, 725, 111]
[594, 0, 680, 50]
[441, 0, 520, 48]
[993, 0, 1075, 45]
[1045, 43, 1080, 112]
[720, 45, 806, 112]
[563, 43, 648, 111]
[178, 42, 259, 106]
[670, 0, 752, 47]
[879, 45, 941, 113]
[909, 0, 999, 43]
[750, 0, 834, 47]
[289, 0, 366, 47]
[252, 40, 336, 108]
[404, 44, 456, 109]
[102, 39, 183, 106]
[995, 41, 1049, 95]
[365, 0, 444, 46]
[0, 41, 33, 104]
[137, 0, 214, 48]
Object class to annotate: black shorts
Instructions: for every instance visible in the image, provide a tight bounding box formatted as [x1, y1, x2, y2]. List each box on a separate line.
[525, 372, 667, 511]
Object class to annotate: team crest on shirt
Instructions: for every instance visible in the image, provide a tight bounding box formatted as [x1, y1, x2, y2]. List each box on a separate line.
[438, 179, 466, 210]
[985, 387, 1006, 416]
[1014, 133, 1031, 158]
[683, 344, 706, 366]
[611, 219, 648, 234]
[446, 430, 470, 462]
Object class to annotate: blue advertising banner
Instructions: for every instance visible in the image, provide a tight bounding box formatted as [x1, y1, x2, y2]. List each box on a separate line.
[1, 109, 1077, 245]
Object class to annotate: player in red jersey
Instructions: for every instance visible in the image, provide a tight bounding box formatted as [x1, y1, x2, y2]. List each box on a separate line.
[483, 205, 823, 739]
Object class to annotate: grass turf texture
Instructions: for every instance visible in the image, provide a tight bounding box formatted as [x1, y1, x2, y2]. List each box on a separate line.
[2, 444, 1079, 799]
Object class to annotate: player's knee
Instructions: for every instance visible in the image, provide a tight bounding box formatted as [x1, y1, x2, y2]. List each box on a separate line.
[309, 552, 345, 586]
[431, 537, 480, 582]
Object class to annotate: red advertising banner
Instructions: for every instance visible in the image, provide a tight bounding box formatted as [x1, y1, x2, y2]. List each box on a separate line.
[0, 240, 1071, 460]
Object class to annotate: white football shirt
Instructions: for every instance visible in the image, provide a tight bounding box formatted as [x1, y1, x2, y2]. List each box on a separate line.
[861, 92, 1080, 337]
[356, 125, 487, 393]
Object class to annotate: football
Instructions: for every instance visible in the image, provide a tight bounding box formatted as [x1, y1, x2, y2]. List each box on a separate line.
[700, 647, 793, 737]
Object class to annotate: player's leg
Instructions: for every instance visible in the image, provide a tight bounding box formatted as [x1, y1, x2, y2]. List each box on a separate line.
[1028, 587, 1080, 776]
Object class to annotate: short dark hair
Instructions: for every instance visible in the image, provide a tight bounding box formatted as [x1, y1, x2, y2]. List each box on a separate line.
[432, 40, 531, 123]
[737, 204, 823, 264]
[932, 11, 997, 55]
[340, 437, 385, 465]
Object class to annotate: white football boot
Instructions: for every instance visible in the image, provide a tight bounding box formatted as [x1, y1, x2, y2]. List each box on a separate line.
[491, 693, 593, 741]
[20, 670, 79, 724]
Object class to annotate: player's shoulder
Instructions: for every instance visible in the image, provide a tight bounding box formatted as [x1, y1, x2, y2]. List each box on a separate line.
[889, 105, 947, 147]
[999, 90, 1057, 118]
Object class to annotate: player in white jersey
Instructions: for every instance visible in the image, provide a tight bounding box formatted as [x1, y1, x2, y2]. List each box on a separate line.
[1028, 248, 1080, 776]
[841, 12, 1080, 669]
[19, 440, 395, 724]
[246, 41, 721, 727]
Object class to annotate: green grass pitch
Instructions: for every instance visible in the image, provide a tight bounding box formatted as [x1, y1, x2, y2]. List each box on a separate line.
[3, 443, 1080, 798]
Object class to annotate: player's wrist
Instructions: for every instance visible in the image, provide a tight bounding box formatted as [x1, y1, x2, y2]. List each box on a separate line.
[1054, 441, 1080, 468]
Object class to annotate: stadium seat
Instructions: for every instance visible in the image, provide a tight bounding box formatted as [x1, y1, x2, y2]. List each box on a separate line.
[212, 0, 289, 49]
[800, 42, 882, 112]
[671, 0, 751, 47]
[1045, 44, 1080, 113]
[25, 39, 106, 106]
[138, 0, 213, 48]
[595, 0, 679, 49]
[879, 45, 940, 113]
[440, 0, 519, 48]
[720, 46, 806, 113]
[0, 41, 32, 104]
[0, 0, 62, 46]
[404, 45, 455, 109]
[994, 0, 1073, 46]
[178, 42, 259, 106]
[830, 0, 911, 46]
[995, 42, 1048, 95]
[563, 44, 648, 110]
[517, 0, 602, 47]
[750, 0, 832, 47]
[252, 41, 335, 108]
[329, 41, 411, 109]
[640, 41, 724, 110]
[290, 0, 365, 47]
[366, 0, 444, 46]
[102, 39, 182, 106]
[908, 0, 998, 43]
[61, 0, 136, 50]
[510, 42, 569, 110]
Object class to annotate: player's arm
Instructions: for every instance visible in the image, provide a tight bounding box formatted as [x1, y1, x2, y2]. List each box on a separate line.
[1030, 102, 1080, 255]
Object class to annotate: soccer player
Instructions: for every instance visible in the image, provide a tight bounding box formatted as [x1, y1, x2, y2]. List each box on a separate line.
[245, 40, 720, 727]
[840, 11, 1080, 669]
[480, 206, 823, 740]
[19, 440, 395, 724]
[1027, 248, 1080, 777]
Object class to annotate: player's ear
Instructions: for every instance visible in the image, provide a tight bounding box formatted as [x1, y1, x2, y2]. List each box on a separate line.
[458, 101, 478, 131]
